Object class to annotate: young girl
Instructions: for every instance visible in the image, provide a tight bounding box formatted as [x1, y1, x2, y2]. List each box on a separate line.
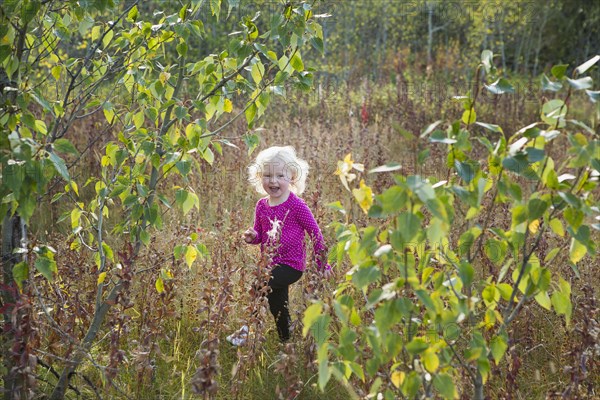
[237, 145, 331, 343]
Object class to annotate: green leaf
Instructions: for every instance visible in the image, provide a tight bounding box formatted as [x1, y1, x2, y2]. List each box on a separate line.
[54, 138, 79, 155]
[490, 335, 508, 365]
[454, 160, 477, 183]
[459, 261, 474, 287]
[405, 337, 429, 355]
[145, 107, 158, 123]
[420, 120, 443, 138]
[102, 242, 114, 262]
[566, 77, 593, 90]
[550, 64, 568, 79]
[290, 51, 304, 72]
[433, 373, 457, 399]
[35, 120, 47, 135]
[318, 355, 331, 390]
[527, 199, 548, 221]
[35, 257, 57, 281]
[243, 133, 259, 156]
[458, 228, 480, 256]
[176, 41, 188, 57]
[245, 102, 257, 126]
[326, 201, 346, 214]
[352, 266, 380, 290]
[175, 189, 199, 215]
[586, 90, 600, 103]
[48, 152, 70, 181]
[127, 5, 138, 21]
[12, 262, 29, 291]
[397, 212, 420, 243]
[429, 130, 456, 144]
[535, 291, 552, 310]
[541, 99, 567, 127]
[102, 29, 114, 48]
[251, 60, 264, 85]
[551, 291, 572, 324]
[541, 74, 562, 92]
[475, 121, 503, 133]
[203, 147, 214, 165]
[526, 147, 545, 162]
[485, 78, 514, 94]
[140, 229, 150, 246]
[0, 45, 11, 64]
[415, 289, 437, 313]
[303, 302, 323, 337]
[207, 0, 221, 19]
[484, 239, 507, 265]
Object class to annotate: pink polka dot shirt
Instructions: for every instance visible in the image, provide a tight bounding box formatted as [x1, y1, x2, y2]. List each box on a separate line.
[249, 192, 330, 272]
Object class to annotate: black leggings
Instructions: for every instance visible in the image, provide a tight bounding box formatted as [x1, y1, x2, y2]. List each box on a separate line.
[267, 264, 303, 342]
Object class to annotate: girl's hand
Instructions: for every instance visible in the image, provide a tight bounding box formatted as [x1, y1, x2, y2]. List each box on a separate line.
[243, 228, 257, 243]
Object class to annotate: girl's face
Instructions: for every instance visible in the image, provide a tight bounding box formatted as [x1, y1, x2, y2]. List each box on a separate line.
[261, 158, 292, 203]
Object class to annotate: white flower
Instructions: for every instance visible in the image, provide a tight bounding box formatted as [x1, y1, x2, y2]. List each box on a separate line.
[267, 217, 283, 240]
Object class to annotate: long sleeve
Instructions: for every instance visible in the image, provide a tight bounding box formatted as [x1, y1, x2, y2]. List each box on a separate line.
[295, 200, 331, 270]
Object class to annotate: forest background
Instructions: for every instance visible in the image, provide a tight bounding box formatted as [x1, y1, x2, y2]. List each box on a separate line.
[1, 0, 599, 399]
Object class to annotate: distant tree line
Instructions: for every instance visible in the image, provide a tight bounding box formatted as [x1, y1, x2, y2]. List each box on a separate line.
[159, 0, 599, 81]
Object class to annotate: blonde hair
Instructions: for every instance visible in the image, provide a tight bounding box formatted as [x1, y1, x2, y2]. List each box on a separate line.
[248, 146, 310, 195]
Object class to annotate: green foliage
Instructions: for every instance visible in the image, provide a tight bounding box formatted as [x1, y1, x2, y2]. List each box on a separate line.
[0, 0, 324, 396]
[306, 51, 599, 399]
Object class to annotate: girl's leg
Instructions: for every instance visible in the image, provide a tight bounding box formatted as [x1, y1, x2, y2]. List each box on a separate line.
[267, 264, 302, 342]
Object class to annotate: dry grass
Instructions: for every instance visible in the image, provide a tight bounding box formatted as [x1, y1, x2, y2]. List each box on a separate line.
[26, 74, 599, 399]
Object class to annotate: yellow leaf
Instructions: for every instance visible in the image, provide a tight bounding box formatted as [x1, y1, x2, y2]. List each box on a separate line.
[391, 371, 405, 388]
[133, 111, 145, 129]
[185, 245, 197, 268]
[97, 272, 107, 285]
[422, 349, 439, 373]
[159, 71, 171, 84]
[352, 180, 373, 214]
[51, 65, 61, 81]
[70, 208, 82, 230]
[223, 98, 233, 113]
[155, 277, 165, 293]
[462, 108, 476, 124]
[335, 153, 363, 191]
[569, 238, 587, 264]
[549, 218, 564, 237]
[70, 181, 79, 197]
[528, 219, 540, 234]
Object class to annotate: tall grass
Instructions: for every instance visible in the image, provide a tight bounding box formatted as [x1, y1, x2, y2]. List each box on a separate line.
[29, 71, 599, 399]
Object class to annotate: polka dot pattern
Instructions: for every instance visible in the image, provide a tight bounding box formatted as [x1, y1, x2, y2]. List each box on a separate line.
[250, 192, 330, 272]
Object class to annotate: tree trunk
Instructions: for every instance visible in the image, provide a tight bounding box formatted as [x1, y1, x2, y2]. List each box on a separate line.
[1, 213, 29, 400]
[473, 370, 484, 400]
[497, 19, 507, 72]
[533, 7, 548, 76]
[427, 1, 434, 75]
